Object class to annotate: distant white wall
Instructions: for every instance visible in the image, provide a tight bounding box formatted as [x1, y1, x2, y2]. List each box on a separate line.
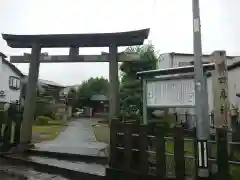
[157, 53, 235, 69]
[172, 55, 210, 68]
[0, 60, 21, 103]
[158, 53, 173, 69]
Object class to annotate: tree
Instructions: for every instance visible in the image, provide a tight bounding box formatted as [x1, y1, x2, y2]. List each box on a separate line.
[68, 87, 79, 102]
[120, 44, 161, 118]
[67, 87, 78, 112]
[76, 77, 109, 107]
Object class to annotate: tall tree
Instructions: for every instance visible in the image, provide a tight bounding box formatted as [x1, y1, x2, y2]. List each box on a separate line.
[120, 44, 160, 118]
[67, 87, 78, 111]
[77, 77, 109, 107]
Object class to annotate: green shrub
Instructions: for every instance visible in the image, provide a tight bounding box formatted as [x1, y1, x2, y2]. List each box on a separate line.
[35, 101, 55, 119]
[35, 116, 53, 125]
[231, 165, 240, 180]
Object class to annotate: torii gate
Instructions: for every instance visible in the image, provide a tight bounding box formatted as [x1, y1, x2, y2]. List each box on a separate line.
[2, 29, 149, 149]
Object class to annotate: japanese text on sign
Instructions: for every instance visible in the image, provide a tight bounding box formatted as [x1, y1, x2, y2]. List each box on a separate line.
[146, 78, 195, 107]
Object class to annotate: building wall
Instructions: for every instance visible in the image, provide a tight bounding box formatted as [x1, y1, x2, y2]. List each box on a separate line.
[157, 53, 234, 69]
[172, 55, 211, 68]
[158, 53, 173, 69]
[0, 57, 21, 104]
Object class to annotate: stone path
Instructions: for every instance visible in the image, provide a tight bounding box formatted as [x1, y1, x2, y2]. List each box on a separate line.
[27, 155, 105, 176]
[0, 160, 70, 180]
[34, 118, 108, 156]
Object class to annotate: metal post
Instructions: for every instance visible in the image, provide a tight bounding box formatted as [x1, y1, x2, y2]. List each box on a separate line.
[19, 43, 41, 149]
[192, 0, 210, 178]
[109, 44, 119, 121]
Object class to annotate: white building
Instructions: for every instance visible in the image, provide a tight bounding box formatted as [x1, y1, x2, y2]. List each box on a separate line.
[156, 52, 240, 128]
[157, 52, 236, 69]
[0, 52, 23, 108]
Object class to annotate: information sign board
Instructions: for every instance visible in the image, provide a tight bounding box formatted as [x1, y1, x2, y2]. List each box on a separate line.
[146, 78, 195, 107]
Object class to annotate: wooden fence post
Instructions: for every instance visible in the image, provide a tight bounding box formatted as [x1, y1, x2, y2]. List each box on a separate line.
[174, 112, 178, 124]
[216, 128, 230, 180]
[109, 117, 118, 168]
[174, 125, 185, 179]
[156, 126, 166, 179]
[124, 123, 132, 171]
[3, 110, 12, 146]
[139, 125, 148, 177]
[13, 109, 23, 145]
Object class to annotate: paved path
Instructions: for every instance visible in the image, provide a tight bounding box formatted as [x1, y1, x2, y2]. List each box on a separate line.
[0, 162, 70, 180]
[34, 118, 108, 156]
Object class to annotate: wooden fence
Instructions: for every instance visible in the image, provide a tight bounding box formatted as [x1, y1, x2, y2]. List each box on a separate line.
[0, 103, 22, 152]
[106, 119, 232, 180]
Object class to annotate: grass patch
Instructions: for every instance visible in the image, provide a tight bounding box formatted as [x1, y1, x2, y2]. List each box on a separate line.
[92, 123, 110, 144]
[165, 139, 194, 156]
[1, 120, 67, 143]
[35, 119, 67, 126]
[32, 120, 67, 143]
[32, 125, 64, 142]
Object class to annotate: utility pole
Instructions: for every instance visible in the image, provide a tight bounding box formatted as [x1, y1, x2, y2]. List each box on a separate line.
[192, 0, 210, 178]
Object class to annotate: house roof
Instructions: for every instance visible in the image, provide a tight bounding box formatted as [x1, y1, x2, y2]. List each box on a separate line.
[169, 52, 235, 59]
[2, 29, 150, 48]
[0, 52, 7, 58]
[228, 60, 240, 71]
[0, 52, 63, 88]
[0, 52, 24, 77]
[21, 75, 65, 88]
[38, 79, 65, 88]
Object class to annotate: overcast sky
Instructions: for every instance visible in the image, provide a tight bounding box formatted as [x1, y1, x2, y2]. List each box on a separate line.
[0, 0, 239, 86]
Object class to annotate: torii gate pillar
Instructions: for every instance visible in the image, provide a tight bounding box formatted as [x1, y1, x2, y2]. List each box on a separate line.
[20, 43, 41, 147]
[109, 44, 119, 119]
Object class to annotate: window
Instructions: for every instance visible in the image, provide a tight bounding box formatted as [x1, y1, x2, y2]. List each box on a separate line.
[178, 61, 191, 67]
[9, 76, 20, 90]
[190, 61, 210, 65]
